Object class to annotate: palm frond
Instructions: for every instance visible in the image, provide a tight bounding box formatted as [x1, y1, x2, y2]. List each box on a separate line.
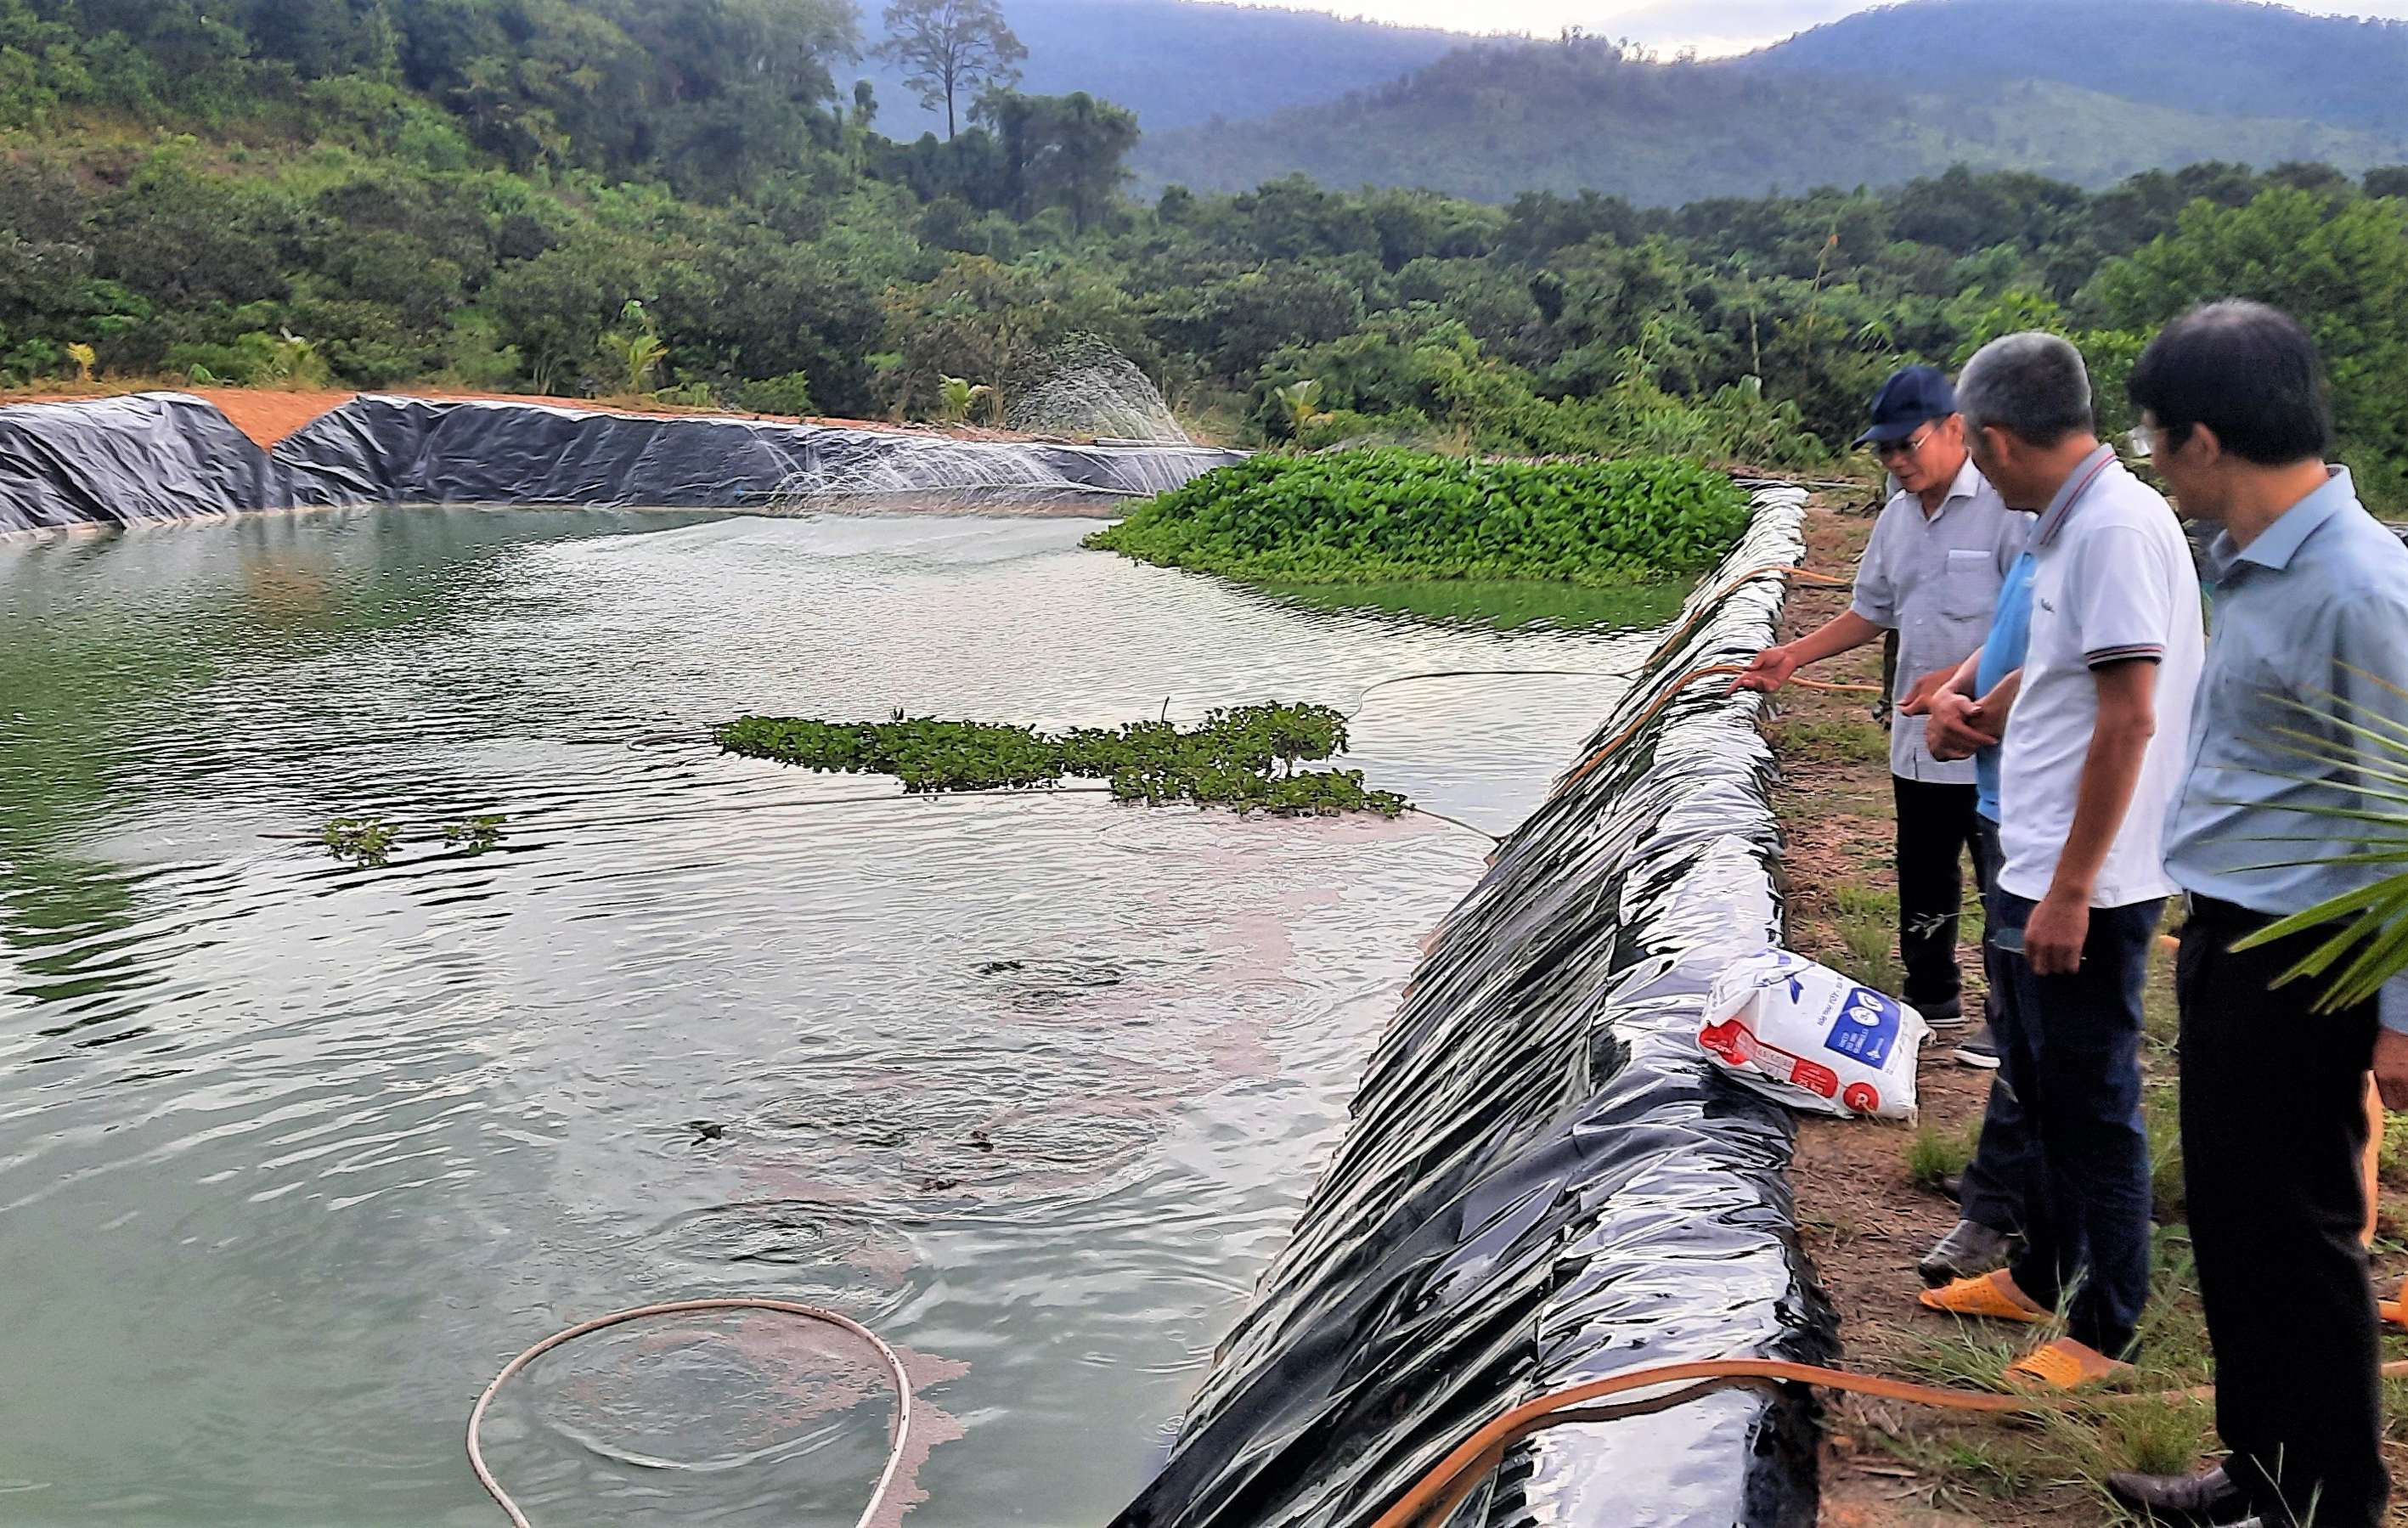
[2219, 671, 2408, 1012]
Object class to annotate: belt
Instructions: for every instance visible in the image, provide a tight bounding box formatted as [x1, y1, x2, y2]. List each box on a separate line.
[2183, 894, 2276, 929]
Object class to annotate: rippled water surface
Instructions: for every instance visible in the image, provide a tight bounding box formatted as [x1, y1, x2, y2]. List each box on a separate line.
[0, 508, 1656, 1526]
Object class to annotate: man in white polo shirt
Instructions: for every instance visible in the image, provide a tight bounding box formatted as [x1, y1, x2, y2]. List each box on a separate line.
[1917, 332, 2205, 1390]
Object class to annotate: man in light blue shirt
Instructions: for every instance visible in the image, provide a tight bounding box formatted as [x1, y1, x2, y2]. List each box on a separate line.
[1901, 547, 2039, 1288]
[2112, 302, 2408, 1528]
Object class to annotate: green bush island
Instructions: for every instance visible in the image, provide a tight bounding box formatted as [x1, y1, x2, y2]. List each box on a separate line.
[1083, 449, 1751, 587]
[712, 703, 1407, 817]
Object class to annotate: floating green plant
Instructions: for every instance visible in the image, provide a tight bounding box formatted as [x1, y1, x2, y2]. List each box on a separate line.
[713, 702, 1407, 818]
[1084, 450, 1751, 588]
[441, 814, 508, 853]
[320, 815, 400, 866]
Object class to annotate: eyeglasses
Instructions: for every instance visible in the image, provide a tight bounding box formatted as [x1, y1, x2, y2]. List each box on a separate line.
[1871, 426, 1934, 460]
[2129, 423, 2185, 461]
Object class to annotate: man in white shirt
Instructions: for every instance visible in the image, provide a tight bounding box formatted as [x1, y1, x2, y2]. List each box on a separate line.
[1735, 367, 2033, 1037]
[1735, 364, 2037, 1288]
[1916, 333, 2207, 1391]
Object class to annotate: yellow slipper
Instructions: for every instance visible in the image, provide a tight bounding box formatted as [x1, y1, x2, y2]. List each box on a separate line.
[1917, 1268, 2050, 1324]
[2005, 1337, 2134, 1392]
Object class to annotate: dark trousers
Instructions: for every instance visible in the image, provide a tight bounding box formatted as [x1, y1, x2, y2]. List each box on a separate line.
[2180, 897, 2388, 1528]
[1893, 776, 1990, 1013]
[1991, 891, 2163, 1356]
[1957, 817, 2035, 1237]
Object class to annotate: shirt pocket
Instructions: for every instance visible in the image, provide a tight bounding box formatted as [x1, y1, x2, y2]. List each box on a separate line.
[1937, 548, 1994, 621]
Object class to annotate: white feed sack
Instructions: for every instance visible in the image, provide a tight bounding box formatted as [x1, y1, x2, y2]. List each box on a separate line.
[1697, 950, 1929, 1120]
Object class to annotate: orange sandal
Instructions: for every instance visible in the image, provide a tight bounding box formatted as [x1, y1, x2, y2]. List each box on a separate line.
[2005, 1337, 2134, 1391]
[1917, 1268, 2050, 1324]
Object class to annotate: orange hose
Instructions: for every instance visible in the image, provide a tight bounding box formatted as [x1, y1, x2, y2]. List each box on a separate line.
[1368, 1354, 2408, 1528]
[1548, 560, 1875, 795]
[1647, 563, 1853, 667]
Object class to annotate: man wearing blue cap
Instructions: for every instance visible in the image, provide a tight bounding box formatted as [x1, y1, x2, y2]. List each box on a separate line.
[1737, 364, 2036, 1271]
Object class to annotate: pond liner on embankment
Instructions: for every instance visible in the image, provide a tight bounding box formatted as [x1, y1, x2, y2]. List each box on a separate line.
[0, 392, 1247, 533]
[1113, 489, 1838, 1528]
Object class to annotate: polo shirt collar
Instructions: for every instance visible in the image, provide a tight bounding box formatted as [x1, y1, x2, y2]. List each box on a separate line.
[1933, 456, 1981, 516]
[2032, 443, 2119, 547]
[2221, 465, 2355, 574]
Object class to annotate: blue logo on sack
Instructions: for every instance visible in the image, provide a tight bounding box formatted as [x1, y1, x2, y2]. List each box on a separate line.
[1824, 987, 1902, 1067]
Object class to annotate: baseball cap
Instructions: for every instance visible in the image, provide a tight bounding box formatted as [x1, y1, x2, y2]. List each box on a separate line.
[1853, 364, 1957, 447]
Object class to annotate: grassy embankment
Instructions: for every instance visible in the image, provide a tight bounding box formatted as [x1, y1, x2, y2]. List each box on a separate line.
[1769, 496, 2408, 1528]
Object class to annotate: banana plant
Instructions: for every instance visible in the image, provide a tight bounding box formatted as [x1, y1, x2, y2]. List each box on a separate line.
[599, 300, 666, 394]
[1274, 379, 1326, 443]
[937, 375, 992, 423]
[65, 342, 96, 383]
[2227, 671, 2408, 1009]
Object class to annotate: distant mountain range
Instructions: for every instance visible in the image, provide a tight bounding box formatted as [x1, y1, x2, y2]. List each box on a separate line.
[851, 0, 1466, 136]
[925, 0, 2408, 204]
[1754, 0, 2408, 135]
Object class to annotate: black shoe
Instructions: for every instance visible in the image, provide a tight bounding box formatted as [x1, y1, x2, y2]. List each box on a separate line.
[1951, 1024, 2002, 1069]
[2104, 1465, 2250, 1525]
[1914, 993, 1966, 1029]
[1916, 1219, 2017, 1288]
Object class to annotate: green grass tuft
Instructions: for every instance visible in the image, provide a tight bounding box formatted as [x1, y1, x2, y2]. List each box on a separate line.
[1904, 1121, 1977, 1193]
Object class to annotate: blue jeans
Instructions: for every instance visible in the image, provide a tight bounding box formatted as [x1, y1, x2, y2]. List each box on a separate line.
[1988, 891, 2164, 1356]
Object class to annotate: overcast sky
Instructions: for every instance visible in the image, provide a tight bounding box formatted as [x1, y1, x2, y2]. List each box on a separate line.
[1189, 0, 2408, 57]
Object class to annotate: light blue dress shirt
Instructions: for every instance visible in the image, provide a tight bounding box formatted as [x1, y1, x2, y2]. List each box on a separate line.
[1973, 550, 2037, 824]
[2162, 468, 2408, 1031]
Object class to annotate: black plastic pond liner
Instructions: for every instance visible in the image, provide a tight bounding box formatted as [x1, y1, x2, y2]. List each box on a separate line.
[0, 392, 272, 531]
[1112, 489, 1838, 1528]
[0, 392, 1247, 533]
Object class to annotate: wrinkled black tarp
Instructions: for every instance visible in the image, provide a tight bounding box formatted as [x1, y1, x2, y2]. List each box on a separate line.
[1114, 492, 1837, 1528]
[0, 392, 271, 531]
[0, 392, 1246, 533]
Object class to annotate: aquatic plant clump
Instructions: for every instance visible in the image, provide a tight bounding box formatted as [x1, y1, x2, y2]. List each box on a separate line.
[713, 704, 1408, 818]
[1082, 449, 1752, 587]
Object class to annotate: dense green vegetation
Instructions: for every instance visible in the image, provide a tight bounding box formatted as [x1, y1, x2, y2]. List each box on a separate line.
[8, 3, 2408, 499]
[713, 704, 1407, 816]
[1086, 452, 1750, 586]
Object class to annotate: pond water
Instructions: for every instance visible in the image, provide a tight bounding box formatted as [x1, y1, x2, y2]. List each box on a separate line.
[0, 507, 1660, 1526]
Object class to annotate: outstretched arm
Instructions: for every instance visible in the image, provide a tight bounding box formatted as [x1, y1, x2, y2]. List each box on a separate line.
[1732, 611, 1885, 693]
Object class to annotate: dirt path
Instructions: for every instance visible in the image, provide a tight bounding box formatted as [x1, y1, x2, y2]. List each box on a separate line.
[0, 382, 1038, 448]
[1768, 494, 2408, 1526]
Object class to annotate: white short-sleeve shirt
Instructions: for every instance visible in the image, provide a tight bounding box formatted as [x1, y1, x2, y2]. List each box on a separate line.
[1848, 460, 2033, 783]
[1996, 448, 2207, 908]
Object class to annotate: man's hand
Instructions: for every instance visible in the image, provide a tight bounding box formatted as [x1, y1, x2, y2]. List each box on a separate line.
[2024, 887, 2091, 977]
[1924, 691, 2002, 762]
[1898, 666, 1960, 717]
[2376, 1030, 2408, 1112]
[1732, 645, 1801, 694]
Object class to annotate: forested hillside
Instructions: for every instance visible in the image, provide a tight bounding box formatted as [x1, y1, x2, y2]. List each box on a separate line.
[5, 1, 2408, 506]
[1134, 32, 2408, 203]
[854, 0, 1465, 135]
[1756, 0, 2408, 136]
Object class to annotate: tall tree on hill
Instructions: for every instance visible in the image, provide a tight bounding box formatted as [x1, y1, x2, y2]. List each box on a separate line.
[874, 0, 1025, 139]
